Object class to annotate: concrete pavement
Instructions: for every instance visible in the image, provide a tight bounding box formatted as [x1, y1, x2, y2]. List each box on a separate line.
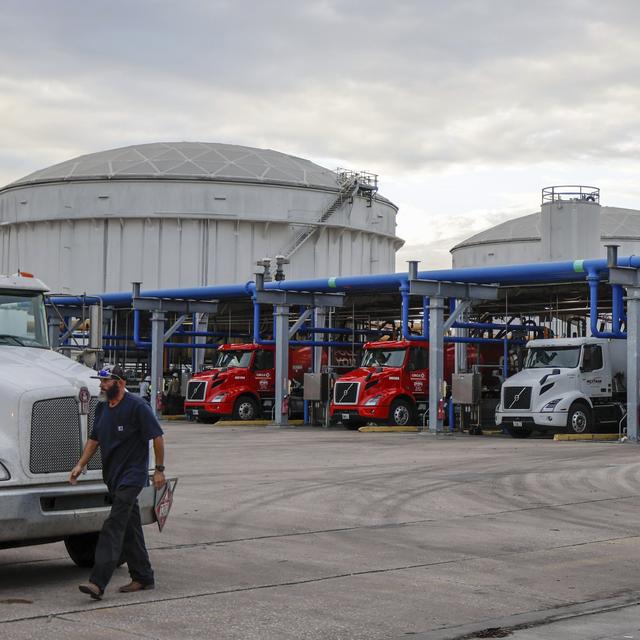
[1, 423, 640, 639]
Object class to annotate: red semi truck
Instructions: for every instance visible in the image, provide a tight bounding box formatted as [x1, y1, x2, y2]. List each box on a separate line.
[330, 339, 499, 429]
[184, 343, 314, 422]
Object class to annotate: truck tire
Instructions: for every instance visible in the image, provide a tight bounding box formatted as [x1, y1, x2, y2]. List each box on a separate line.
[389, 399, 415, 426]
[233, 395, 259, 421]
[64, 532, 100, 567]
[507, 427, 532, 439]
[567, 402, 592, 434]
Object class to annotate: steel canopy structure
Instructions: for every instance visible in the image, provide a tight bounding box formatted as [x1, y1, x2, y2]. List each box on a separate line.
[48, 251, 640, 441]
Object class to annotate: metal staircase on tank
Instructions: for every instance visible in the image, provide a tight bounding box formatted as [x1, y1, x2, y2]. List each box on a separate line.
[280, 168, 379, 260]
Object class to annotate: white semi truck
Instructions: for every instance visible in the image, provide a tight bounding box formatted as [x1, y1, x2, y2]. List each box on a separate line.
[0, 273, 154, 565]
[496, 337, 627, 438]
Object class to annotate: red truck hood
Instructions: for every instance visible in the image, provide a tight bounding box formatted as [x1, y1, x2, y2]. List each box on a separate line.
[336, 366, 404, 383]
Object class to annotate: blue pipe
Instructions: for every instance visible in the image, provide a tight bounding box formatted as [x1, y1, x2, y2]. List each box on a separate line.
[452, 321, 545, 336]
[448, 397, 455, 432]
[132, 309, 221, 348]
[251, 299, 361, 348]
[586, 270, 626, 338]
[612, 285, 624, 332]
[299, 327, 380, 336]
[444, 336, 526, 345]
[50, 256, 640, 308]
[252, 302, 273, 346]
[400, 282, 428, 342]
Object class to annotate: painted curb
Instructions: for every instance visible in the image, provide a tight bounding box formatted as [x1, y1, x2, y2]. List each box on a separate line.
[554, 433, 620, 441]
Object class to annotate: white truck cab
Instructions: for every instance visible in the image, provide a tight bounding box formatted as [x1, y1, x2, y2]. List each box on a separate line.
[496, 337, 626, 438]
[0, 274, 154, 566]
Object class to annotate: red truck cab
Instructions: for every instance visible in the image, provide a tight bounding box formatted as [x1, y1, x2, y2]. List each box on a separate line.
[184, 343, 311, 422]
[330, 339, 496, 429]
[330, 340, 430, 429]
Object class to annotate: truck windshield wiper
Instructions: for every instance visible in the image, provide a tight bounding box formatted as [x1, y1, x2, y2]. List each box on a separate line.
[0, 334, 26, 346]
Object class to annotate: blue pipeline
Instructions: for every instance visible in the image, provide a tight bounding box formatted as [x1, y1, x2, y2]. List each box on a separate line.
[586, 269, 626, 338]
[132, 309, 221, 349]
[400, 284, 428, 342]
[448, 399, 454, 433]
[251, 299, 361, 348]
[452, 321, 545, 336]
[444, 336, 526, 345]
[49, 256, 640, 308]
[49, 258, 634, 348]
[299, 327, 380, 336]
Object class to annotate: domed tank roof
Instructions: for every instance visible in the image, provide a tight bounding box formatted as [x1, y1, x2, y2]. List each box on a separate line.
[452, 206, 640, 251]
[3, 142, 340, 191]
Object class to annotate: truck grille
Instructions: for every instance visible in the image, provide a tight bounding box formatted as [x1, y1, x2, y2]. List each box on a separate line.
[333, 381, 360, 405]
[30, 397, 81, 474]
[503, 386, 532, 410]
[30, 396, 102, 474]
[187, 379, 207, 401]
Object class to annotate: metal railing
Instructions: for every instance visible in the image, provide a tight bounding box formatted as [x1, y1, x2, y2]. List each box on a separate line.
[541, 185, 600, 204]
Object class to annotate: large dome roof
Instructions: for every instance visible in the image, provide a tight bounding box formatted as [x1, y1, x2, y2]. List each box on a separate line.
[452, 206, 640, 251]
[4, 142, 340, 191]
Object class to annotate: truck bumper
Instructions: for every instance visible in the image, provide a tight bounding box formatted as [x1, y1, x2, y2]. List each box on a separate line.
[184, 401, 232, 420]
[331, 405, 388, 424]
[0, 480, 156, 546]
[497, 411, 568, 430]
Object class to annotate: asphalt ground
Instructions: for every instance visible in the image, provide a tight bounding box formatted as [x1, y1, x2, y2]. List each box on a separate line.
[1, 423, 640, 639]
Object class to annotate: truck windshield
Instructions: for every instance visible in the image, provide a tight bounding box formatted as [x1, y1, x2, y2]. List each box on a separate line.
[215, 350, 253, 369]
[0, 291, 49, 348]
[525, 346, 581, 369]
[361, 348, 406, 368]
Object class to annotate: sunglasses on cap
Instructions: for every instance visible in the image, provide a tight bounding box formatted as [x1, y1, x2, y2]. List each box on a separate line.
[91, 368, 125, 381]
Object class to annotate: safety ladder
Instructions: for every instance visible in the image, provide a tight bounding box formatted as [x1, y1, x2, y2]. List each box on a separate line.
[280, 176, 361, 260]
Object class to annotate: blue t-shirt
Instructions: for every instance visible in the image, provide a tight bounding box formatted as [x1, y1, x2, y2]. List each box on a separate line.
[90, 392, 164, 491]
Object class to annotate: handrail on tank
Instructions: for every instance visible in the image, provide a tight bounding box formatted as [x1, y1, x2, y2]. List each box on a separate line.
[541, 185, 600, 205]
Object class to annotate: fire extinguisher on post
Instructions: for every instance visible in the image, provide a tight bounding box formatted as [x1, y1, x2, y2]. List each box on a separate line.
[437, 398, 445, 421]
[156, 391, 164, 414]
[282, 394, 289, 417]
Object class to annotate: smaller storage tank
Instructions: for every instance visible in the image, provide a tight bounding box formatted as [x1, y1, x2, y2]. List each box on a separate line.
[451, 186, 640, 267]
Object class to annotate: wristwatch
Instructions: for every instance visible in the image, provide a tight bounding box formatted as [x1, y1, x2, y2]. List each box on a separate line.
[155, 465, 165, 472]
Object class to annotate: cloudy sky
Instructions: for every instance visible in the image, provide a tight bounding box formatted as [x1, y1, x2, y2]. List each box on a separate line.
[2, 0, 639, 269]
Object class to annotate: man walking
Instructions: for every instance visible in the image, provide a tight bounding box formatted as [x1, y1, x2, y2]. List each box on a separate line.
[69, 365, 165, 600]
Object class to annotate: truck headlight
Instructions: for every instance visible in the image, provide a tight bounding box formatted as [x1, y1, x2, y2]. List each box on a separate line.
[364, 395, 382, 406]
[0, 462, 10, 481]
[541, 399, 561, 412]
[212, 394, 227, 403]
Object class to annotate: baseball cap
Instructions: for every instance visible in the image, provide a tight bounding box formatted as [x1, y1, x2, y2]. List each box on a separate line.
[91, 365, 126, 381]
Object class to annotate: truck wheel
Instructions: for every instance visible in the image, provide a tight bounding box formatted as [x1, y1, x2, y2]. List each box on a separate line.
[507, 427, 533, 439]
[389, 399, 415, 426]
[233, 395, 259, 421]
[64, 532, 99, 567]
[567, 402, 592, 434]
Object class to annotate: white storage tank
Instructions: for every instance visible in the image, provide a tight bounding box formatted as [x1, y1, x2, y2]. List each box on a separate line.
[451, 186, 640, 267]
[0, 142, 404, 293]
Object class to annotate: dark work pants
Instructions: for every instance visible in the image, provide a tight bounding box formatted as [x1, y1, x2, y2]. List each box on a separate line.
[90, 485, 154, 591]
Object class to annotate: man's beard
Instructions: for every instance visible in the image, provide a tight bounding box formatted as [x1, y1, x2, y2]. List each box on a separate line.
[105, 384, 120, 401]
